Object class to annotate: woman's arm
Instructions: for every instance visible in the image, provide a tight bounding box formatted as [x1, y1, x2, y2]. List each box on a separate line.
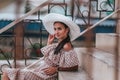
[43, 66, 58, 75]
[47, 34, 55, 45]
[43, 65, 78, 76]
[58, 65, 78, 71]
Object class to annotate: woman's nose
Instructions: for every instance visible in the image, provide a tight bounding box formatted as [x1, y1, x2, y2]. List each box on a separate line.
[55, 30, 58, 34]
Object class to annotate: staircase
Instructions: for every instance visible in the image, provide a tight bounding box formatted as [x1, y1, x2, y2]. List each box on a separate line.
[96, 33, 120, 54]
[59, 33, 120, 80]
[82, 33, 120, 80]
[0, 0, 120, 80]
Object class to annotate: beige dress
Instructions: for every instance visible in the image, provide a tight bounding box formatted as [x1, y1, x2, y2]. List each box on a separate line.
[4, 43, 79, 80]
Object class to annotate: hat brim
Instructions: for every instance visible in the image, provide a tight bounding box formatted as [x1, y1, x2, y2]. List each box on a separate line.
[42, 13, 80, 41]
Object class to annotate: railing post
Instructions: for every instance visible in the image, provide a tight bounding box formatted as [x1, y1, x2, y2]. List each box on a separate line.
[14, 22, 24, 60]
[114, 0, 120, 80]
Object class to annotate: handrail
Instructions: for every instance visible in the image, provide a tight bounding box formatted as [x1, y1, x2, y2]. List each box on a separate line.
[79, 9, 120, 37]
[0, 0, 53, 34]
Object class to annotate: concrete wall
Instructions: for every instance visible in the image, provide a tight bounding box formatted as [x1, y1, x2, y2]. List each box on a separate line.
[96, 33, 120, 54]
[76, 47, 120, 80]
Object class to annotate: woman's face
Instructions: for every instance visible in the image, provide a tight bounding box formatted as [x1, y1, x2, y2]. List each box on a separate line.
[54, 22, 69, 41]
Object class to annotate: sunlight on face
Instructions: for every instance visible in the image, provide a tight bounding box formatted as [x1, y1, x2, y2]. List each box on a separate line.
[54, 22, 69, 41]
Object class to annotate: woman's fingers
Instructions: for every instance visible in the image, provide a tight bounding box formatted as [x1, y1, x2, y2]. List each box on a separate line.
[43, 67, 57, 75]
[47, 34, 55, 45]
[49, 34, 55, 40]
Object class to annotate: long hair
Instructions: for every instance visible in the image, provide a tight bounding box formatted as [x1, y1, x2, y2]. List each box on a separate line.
[54, 22, 71, 55]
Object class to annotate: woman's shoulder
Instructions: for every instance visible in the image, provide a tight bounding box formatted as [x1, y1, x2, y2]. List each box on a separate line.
[63, 42, 73, 51]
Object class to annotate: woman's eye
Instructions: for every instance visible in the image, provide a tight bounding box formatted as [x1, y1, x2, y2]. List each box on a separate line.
[54, 28, 56, 30]
[58, 28, 62, 30]
[54, 27, 62, 30]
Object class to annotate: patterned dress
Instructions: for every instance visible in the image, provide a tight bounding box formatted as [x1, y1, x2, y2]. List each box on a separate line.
[4, 43, 79, 80]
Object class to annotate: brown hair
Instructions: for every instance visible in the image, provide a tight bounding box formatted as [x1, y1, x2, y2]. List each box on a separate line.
[54, 22, 71, 55]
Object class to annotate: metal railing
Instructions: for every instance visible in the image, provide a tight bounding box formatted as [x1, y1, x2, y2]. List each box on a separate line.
[0, 0, 119, 80]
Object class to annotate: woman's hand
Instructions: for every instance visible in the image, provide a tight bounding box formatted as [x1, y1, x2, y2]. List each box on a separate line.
[47, 34, 55, 45]
[43, 66, 58, 75]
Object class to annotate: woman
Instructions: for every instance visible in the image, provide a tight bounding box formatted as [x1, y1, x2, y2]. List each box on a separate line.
[2, 13, 80, 80]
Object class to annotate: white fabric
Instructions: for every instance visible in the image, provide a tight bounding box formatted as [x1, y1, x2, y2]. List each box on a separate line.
[4, 43, 79, 80]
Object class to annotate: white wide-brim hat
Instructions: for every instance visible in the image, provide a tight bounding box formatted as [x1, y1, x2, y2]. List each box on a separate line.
[42, 13, 80, 41]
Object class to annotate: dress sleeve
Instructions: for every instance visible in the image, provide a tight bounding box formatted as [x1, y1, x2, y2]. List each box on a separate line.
[40, 44, 56, 56]
[59, 50, 79, 68]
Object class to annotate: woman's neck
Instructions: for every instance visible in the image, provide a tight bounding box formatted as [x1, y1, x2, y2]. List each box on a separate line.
[58, 36, 67, 43]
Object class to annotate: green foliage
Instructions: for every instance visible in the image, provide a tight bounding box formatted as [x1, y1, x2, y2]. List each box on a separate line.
[0, 52, 12, 60]
[30, 43, 44, 57]
[32, 43, 41, 49]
